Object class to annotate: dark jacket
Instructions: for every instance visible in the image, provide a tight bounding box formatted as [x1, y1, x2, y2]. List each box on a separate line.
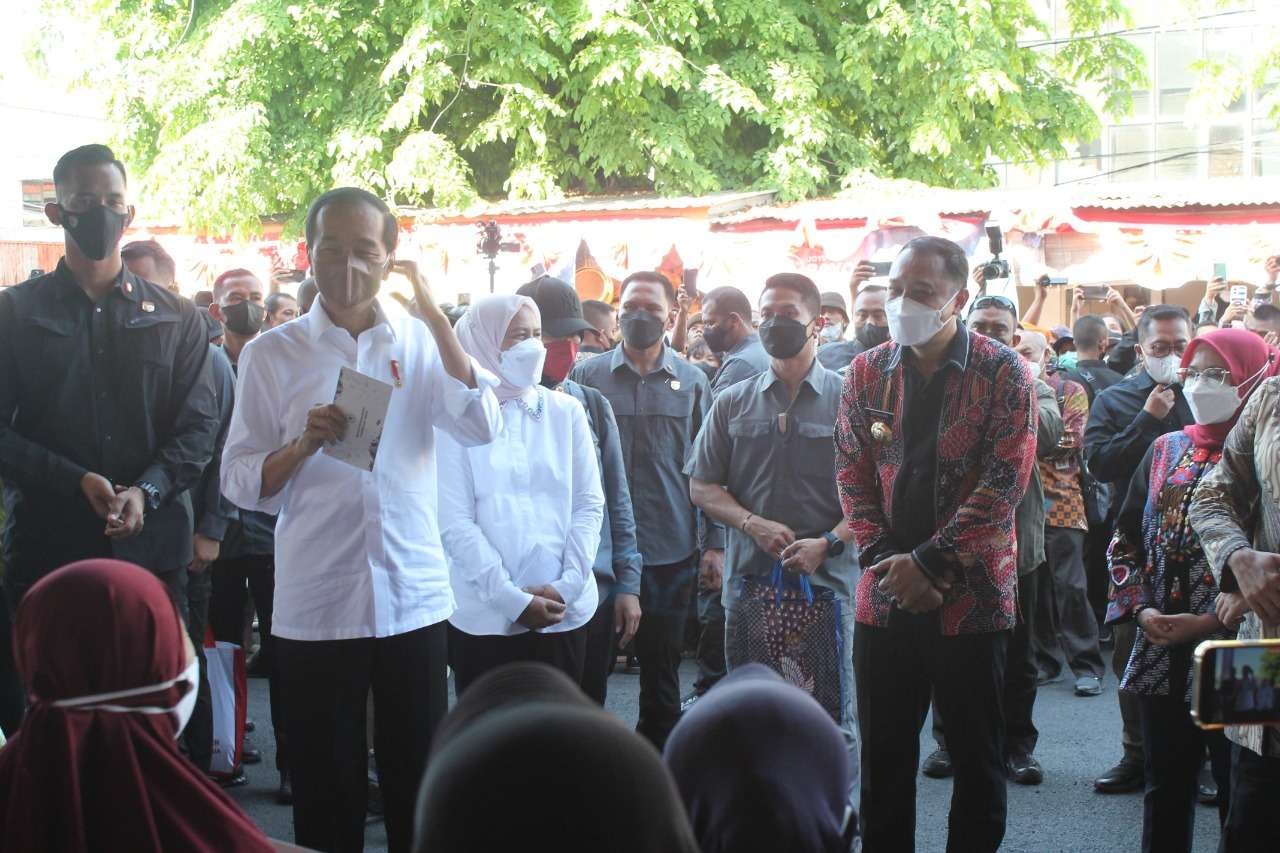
[1084, 370, 1192, 489]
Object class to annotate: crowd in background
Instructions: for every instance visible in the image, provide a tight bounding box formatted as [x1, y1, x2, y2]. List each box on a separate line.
[1, 144, 1280, 853]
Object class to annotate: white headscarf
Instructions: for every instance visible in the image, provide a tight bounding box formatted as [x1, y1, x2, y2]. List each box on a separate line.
[455, 293, 541, 402]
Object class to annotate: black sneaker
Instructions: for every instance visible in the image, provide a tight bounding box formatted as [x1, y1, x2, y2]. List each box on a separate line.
[277, 771, 293, 806]
[680, 690, 705, 713]
[921, 748, 953, 779]
[212, 767, 249, 788]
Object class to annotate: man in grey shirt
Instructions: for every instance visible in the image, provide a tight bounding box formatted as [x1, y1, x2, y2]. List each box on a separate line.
[570, 271, 718, 750]
[690, 273, 859, 805]
[691, 285, 771, 701]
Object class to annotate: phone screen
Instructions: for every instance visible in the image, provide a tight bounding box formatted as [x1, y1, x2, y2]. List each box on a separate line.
[870, 261, 892, 276]
[1214, 262, 1229, 280]
[1231, 285, 1249, 305]
[1081, 285, 1108, 301]
[1192, 639, 1280, 729]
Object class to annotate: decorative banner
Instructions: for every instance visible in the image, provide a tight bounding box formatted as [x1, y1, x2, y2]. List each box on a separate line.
[1099, 226, 1206, 290]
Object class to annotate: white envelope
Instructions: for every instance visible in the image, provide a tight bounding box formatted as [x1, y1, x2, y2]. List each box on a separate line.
[323, 367, 393, 472]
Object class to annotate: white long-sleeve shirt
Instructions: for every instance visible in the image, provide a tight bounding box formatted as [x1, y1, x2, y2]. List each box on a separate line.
[438, 388, 605, 636]
[220, 301, 500, 641]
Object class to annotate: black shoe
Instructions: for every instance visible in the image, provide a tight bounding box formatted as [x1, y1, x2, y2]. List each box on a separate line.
[624, 654, 640, 674]
[921, 748, 953, 779]
[213, 768, 249, 788]
[1008, 753, 1044, 786]
[241, 746, 263, 765]
[1197, 764, 1218, 806]
[276, 771, 293, 806]
[244, 719, 256, 734]
[1094, 759, 1144, 793]
[680, 690, 705, 713]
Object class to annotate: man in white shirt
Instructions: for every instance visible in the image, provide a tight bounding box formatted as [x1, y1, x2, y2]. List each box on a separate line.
[221, 187, 499, 853]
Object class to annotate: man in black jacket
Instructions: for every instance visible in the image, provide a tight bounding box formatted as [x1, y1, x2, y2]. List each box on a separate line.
[0, 144, 219, 725]
[1083, 304, 1193, 795]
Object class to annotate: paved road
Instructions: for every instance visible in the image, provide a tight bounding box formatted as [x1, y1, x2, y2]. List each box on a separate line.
[231, 661, 1221, 852]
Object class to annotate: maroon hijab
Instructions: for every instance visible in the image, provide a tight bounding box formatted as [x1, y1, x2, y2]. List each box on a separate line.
[0, 560, 273, 853]
[1181, 327, 1280, 451]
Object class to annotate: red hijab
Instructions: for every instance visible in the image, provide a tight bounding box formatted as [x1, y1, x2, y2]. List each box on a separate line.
[0, 560, 273, 853]
[1180, 327, 1280, 451]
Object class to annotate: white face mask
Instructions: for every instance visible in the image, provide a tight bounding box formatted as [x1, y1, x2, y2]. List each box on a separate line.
[820, 323, 844, 344]
[885, 293, 957, 347]
[52, 655, 201, 738]
[1144, 353, 1181, 386]
[499, 338, 546, 390]
[1024, 359, 1042, 380]
[1184, 377, 1241, 425]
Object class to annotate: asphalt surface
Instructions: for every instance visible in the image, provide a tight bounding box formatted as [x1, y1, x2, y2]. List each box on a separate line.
[231, 660, 1222, 852]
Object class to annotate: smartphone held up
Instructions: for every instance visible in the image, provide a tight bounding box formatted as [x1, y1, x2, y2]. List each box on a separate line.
[1192, 639, 1280, 729]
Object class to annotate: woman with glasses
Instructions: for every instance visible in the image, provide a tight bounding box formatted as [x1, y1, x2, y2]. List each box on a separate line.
[1106, 327, 1277, 853]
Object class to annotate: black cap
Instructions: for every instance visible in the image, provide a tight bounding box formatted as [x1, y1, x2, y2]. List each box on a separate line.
[517, 275, 596, 339]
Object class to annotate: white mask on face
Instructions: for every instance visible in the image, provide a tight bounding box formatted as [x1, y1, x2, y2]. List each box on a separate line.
[1025, 360, 1042, 380]
[52, 655, 201, 737]
[1184, 376, 1241, 425]
[1144, 353, 1181, 386]
[820, 323, 844, 344]
[499, 338, 546, 390]
[885, 292, 957, 347]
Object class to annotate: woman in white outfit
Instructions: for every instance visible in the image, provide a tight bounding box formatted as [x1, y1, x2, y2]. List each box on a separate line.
[437, 294, 605, 694]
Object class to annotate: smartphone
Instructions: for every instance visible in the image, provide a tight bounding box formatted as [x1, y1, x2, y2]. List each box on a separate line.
[1081, 284, 1109, 301]
[682, 268, 699, 299]
[1047, 277, 1068, 287]
[1214, 262, 1228, 280]
[1192, 639, 1280, 729]
[870, 261, 892, 276]
[1231, 285, 1249, 305]
[457, 292, 471, 307]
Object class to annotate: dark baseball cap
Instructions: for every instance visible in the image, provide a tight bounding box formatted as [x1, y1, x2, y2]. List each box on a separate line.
[516, 275, 596, 339]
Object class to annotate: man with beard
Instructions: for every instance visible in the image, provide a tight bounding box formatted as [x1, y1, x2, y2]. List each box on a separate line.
[819, 262, 889, 372]
[221, 187, 500, 853]
[0, 144, 218, 727]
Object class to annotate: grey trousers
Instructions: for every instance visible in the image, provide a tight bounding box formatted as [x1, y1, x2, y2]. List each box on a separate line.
[1033, 527, 1106, 679]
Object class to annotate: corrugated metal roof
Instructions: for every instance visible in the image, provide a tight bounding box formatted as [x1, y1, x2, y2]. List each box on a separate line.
[1067, 179, 1280, 210]
[408, 190, 777, 222]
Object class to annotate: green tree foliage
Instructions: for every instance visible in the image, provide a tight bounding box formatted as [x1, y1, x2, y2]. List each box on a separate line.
[35, 0, 1142, 234]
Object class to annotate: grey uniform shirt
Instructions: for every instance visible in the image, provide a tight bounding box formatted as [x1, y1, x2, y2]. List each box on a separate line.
[690, 357, 858, 604]
[569, 345, 717, 566]
[711, 333, 772, 399]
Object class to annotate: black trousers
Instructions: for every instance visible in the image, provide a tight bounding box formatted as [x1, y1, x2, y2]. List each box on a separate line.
[582, 584, 617, 705]
[1137, 694, 1230, 853]
[183, 568, 213, 773]
[1219, 742, 1280, 853]
[693, 583, 726, 694]
[0, 594, 24, 737]
[448, 622, 589, 696]
[635, 557, 697, 750]
[935, 565, 1040, 758]
[1113, 621, 1145, 765]
[856, 616, 1009, 853]
[210, 554, 285, 772]
[276, 622, 448, 853]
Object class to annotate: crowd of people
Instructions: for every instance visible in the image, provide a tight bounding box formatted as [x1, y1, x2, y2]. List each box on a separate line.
[1, 142, 1280, 853]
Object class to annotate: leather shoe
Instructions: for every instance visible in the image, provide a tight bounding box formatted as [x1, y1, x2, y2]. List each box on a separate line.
[680, 690, 705, 713]
[276, 771, 293, 806]
[1008, 753, 1044, 786]
[1074, 675, 1103, 697]
[921, 748, 953, 779]
[212, 768, 249, 788]
[1095, 759, 1144, 793]
[241, 746, 263, 765]
[1198, 764, 1218, 806]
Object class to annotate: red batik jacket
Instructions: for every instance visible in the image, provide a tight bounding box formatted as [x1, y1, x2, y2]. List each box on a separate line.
[834, 328, 1037, 635]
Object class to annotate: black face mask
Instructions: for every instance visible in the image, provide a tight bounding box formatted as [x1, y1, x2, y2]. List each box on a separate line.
[759, 316, 812, 360]
[60, 204, 128, 262]
[702, 323, 733, 354]
[855, 322, 891, 349]
[223, 299, 266, 336]
[620, 310, 666, 349]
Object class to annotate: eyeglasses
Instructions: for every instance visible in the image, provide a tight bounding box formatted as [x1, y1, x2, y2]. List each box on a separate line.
[969, 295, 1018, 315]
[1176, 367, 1232, 385]
[1142, 341, 1188, 358]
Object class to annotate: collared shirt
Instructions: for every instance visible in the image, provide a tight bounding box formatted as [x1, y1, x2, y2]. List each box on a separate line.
[817, 339, 865, 373]
[690, 357, 857, 603]
[191, 345, 239, 543]
[221, 300, 500, 641]
[570, 345, 715, 566]
[218, 356, 276, 559]
[0, 260, 218, 586]
[1040, 371, 1088, 531]
[835, 323, 1037, 635]
[560, 380, 643, 597]
[1084, 369, 1192, 489]
[710, 333, 771, 398]
[438, 388, 604, 636]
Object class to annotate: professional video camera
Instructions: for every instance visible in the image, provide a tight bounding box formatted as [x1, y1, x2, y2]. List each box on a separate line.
[979, 226, 1010, 281]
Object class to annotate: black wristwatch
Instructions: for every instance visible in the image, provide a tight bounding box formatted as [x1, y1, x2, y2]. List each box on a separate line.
[134, 481, 161, 513]
[822, 531, 845, 558]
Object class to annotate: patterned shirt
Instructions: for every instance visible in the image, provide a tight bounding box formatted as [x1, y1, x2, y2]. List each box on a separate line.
[834, 324, 1037, 635]
[1189, 376, 1280, 758]
[1041, 371, 1089, 531]
[1107, 432, 1230, 701]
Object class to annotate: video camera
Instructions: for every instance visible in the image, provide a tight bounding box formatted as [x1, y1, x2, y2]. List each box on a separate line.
[980, 226, 1010, 281]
